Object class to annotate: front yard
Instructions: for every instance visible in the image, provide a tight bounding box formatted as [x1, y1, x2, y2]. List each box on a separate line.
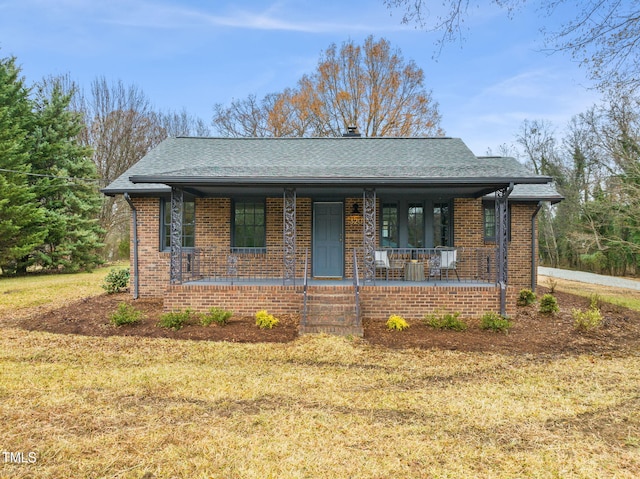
[1, 270, 639, 478]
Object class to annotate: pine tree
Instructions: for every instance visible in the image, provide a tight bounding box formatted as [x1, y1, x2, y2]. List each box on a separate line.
[0, 57, 46, 273]
[24, 80, 104, 272]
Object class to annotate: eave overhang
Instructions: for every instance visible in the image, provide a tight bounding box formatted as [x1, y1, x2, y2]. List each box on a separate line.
[129, 174, 552, 186]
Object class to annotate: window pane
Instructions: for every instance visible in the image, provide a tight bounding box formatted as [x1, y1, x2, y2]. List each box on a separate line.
[234, 201, 265, 248]
[434, 203, 450, 247]
[381, 204, 398, 247]
[408, 204, 424, 248]
[484, 206, 496, 239]
[161, 198, 196, 249]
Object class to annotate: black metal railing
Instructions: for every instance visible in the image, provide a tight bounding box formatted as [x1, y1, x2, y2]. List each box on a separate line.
[178, 246, 498, 285]
[370, 247, 498, 283]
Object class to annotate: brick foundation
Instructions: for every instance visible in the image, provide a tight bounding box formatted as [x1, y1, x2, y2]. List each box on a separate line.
[164, 283, 517, 320]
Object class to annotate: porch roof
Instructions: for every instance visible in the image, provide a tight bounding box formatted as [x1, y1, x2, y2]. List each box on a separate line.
[102, 136, 554, 198]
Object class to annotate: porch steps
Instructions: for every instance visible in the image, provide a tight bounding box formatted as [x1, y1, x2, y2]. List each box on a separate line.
[300, 292, 363, 337]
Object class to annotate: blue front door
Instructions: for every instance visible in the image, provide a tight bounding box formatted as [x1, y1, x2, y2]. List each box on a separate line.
[313, 202, 344, 277]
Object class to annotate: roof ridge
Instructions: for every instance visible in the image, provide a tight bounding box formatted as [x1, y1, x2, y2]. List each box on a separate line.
[174, 136, 455, 140]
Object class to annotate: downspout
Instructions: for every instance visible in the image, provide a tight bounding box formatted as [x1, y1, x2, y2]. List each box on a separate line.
[123, 193, 139, 299]
[531, 201, 543, 292]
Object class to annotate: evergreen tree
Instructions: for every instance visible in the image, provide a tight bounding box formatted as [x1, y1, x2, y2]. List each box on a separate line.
[0, 57, 46, 273]
[23, 80, 104, 272]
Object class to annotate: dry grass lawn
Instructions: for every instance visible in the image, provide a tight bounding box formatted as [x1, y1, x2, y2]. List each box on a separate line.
[0, 264, 125, 324]
[539, 274, 640, 312]
[1, 269, 639, 478]
[1, 331, 639, 478]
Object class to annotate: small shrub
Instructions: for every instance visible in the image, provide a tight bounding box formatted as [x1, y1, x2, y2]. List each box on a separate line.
[573, 307, 604, 331]
[158, 309, 193, 330]
[102, 268, 130, 294]
[110, 302, 143, 326]
[386, 314, 410, 331]
[255, 310, 279, 329]
[201, 307, 233, 326]
[480, 312, 511, 333]
[424, 311, 467, 331]
[545, 278, 558, 294]
[539, 294, 559, 314]
[517, 288, 536, 306]
[589, 293, 602, 310]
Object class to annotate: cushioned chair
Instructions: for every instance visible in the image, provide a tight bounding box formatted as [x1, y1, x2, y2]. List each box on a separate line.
[375, 250, 404, 281]
[438, 248, 460, 281]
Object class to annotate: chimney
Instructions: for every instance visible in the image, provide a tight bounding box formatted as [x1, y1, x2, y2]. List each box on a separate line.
[343, 125, 361, 137]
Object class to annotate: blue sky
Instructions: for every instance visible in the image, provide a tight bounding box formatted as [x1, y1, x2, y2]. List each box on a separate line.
[0, 0, 602, 154]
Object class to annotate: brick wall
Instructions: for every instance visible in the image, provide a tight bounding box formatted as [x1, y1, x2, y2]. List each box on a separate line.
[163, 283, 519, 318]
[165, 284, 304, 315]
[454, 198, 536, 290]
[131, 197, 169, 297]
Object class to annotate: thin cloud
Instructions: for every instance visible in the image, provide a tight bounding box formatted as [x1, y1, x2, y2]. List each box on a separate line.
[89, 0, 404, 33]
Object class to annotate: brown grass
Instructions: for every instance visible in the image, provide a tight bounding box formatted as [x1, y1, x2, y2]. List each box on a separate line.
[539, 274, 640, 311]
[0, 264, 126, 325]
[1, 330, 639, 478]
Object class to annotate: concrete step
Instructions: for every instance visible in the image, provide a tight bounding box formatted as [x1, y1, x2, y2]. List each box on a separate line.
[299, 324, 364, 337]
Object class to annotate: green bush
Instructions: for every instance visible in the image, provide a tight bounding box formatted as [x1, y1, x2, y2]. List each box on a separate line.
[158, 309, 194, 330]
[386, 314, 410, 331]
[517, 288, 537, 306]
[110, 302, 143, 326]
[573, 307, 604, 331]
[424, 311, 467, 331]
[102, 268, 130, 294]
[480, 312, 511, 333]
[201, 307, 233, 326]
[539, 294, 559, 314]
[255, 310, 279, 329]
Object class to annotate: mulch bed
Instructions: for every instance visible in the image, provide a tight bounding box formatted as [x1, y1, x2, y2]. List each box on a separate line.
[14, 287, 640, 355]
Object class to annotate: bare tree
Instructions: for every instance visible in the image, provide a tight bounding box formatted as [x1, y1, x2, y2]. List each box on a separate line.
[213, 94, 275, 137]
[154, 109, 211, 137]
[75, 78, 165, 249]
[384, 0, 640, 92]
[516, 119, 562, 266]
[213, 36, 443, 138]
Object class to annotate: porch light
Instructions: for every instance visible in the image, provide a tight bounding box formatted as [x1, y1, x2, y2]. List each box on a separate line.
[347, 203, 364, 225]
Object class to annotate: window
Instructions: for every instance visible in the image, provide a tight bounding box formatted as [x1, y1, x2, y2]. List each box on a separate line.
[484, 203, 511, 241]
[484, 205, 496, 240]
[160, 197, 195, 250]
[433, 203, 450, 247]
[381, 204, 398, 247]
[233, 200, 266, 250]
[407, 203, 424, 248]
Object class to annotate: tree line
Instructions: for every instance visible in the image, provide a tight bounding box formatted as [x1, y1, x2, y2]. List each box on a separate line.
[509, 91, 640, 276]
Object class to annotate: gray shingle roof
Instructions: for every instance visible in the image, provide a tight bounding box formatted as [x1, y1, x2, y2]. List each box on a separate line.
[102, 136, 556, 197]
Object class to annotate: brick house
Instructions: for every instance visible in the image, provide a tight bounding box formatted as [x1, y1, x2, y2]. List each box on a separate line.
[102, 135, 562, 336]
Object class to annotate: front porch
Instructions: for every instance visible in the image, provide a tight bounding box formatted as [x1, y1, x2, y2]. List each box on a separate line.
[163, 246, 508, 336]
